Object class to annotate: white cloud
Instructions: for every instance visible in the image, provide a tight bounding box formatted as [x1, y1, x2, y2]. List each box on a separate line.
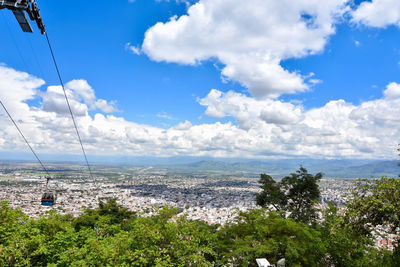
[352, 0, 400, 27]
[173, 120, 192, 130]
[142, 0, 349, 98]
[1, 64, 400, 159]
[40, 79, 118, 115]
[0, 63, 44, 119]
[383, 82, 400, 98]
[198, 84, 400, 158]
[41, 85, 88, 116]
[199, 89, 303, 129]
[125, 42, 142, 55]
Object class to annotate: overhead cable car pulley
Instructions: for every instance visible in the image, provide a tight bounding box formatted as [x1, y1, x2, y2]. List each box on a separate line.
[0, 0, 45, 34]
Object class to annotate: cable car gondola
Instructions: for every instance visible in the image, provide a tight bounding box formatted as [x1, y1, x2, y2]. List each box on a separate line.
[41, 176, 57, 206]
[41, 191, 57, 206]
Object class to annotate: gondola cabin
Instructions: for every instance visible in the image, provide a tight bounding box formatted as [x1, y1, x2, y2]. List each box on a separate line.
[41, 192, 57, 206]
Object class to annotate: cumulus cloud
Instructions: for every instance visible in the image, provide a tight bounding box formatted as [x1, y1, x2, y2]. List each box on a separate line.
[199, 89, 303, 130]
[198, 84, 400, 158]
[41, 85, 88, 116]
[1, 64, 400, 159]
[352, 0, 400, 27]
[40, 79, 118, 116]
[0, 63, 44, 119]
[142, 0, 349, 98]
[383, 82, 400, 98]
[173, 120, 192, 130]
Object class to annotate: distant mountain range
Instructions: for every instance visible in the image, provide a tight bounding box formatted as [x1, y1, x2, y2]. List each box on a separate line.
[0, 153, 398, 178]
[154, 159, 400, 178]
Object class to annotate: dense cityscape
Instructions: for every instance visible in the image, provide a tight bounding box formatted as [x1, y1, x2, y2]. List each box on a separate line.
[0, 162, 354, 223]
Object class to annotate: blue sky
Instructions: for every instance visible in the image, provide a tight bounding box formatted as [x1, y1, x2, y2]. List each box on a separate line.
[283, 23, 400, 107]
[1, 0, 400, 160]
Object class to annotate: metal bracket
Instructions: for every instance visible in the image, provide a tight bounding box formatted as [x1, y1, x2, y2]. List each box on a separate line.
[0, 0, 45, 34]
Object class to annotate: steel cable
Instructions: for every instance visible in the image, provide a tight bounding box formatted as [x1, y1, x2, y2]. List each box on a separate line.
[44, 32, 94, 180]
[0, 100, 50, 176]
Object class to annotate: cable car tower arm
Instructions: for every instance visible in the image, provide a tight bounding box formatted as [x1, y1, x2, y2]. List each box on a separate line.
[0, 0, 45, 34]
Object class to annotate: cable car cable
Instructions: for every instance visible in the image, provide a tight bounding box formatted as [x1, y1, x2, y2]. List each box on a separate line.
[1, 12, 30, 73]
[44, 32, 94, 180]
[0, 100, 50, 176]
[26, 34, 46, 80]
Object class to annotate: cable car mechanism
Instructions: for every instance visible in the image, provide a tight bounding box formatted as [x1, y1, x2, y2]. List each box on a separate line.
[0, 0, 45, 34]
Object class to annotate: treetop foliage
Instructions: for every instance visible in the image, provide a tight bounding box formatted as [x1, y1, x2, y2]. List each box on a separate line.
[256, 167, 322, 224]
[0, 199, 331, 266]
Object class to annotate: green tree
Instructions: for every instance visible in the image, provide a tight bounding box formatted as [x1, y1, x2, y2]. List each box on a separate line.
[255, 174, 287, 211]
[319, 203, 392, 267]
[98, 197, 136, 225]
[346, 177, 400, 265]
[216, 209, 326, 266]
[0, 201, 32, 266]
[256, 167, 322, 224]
[347, 177, 400, 235]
